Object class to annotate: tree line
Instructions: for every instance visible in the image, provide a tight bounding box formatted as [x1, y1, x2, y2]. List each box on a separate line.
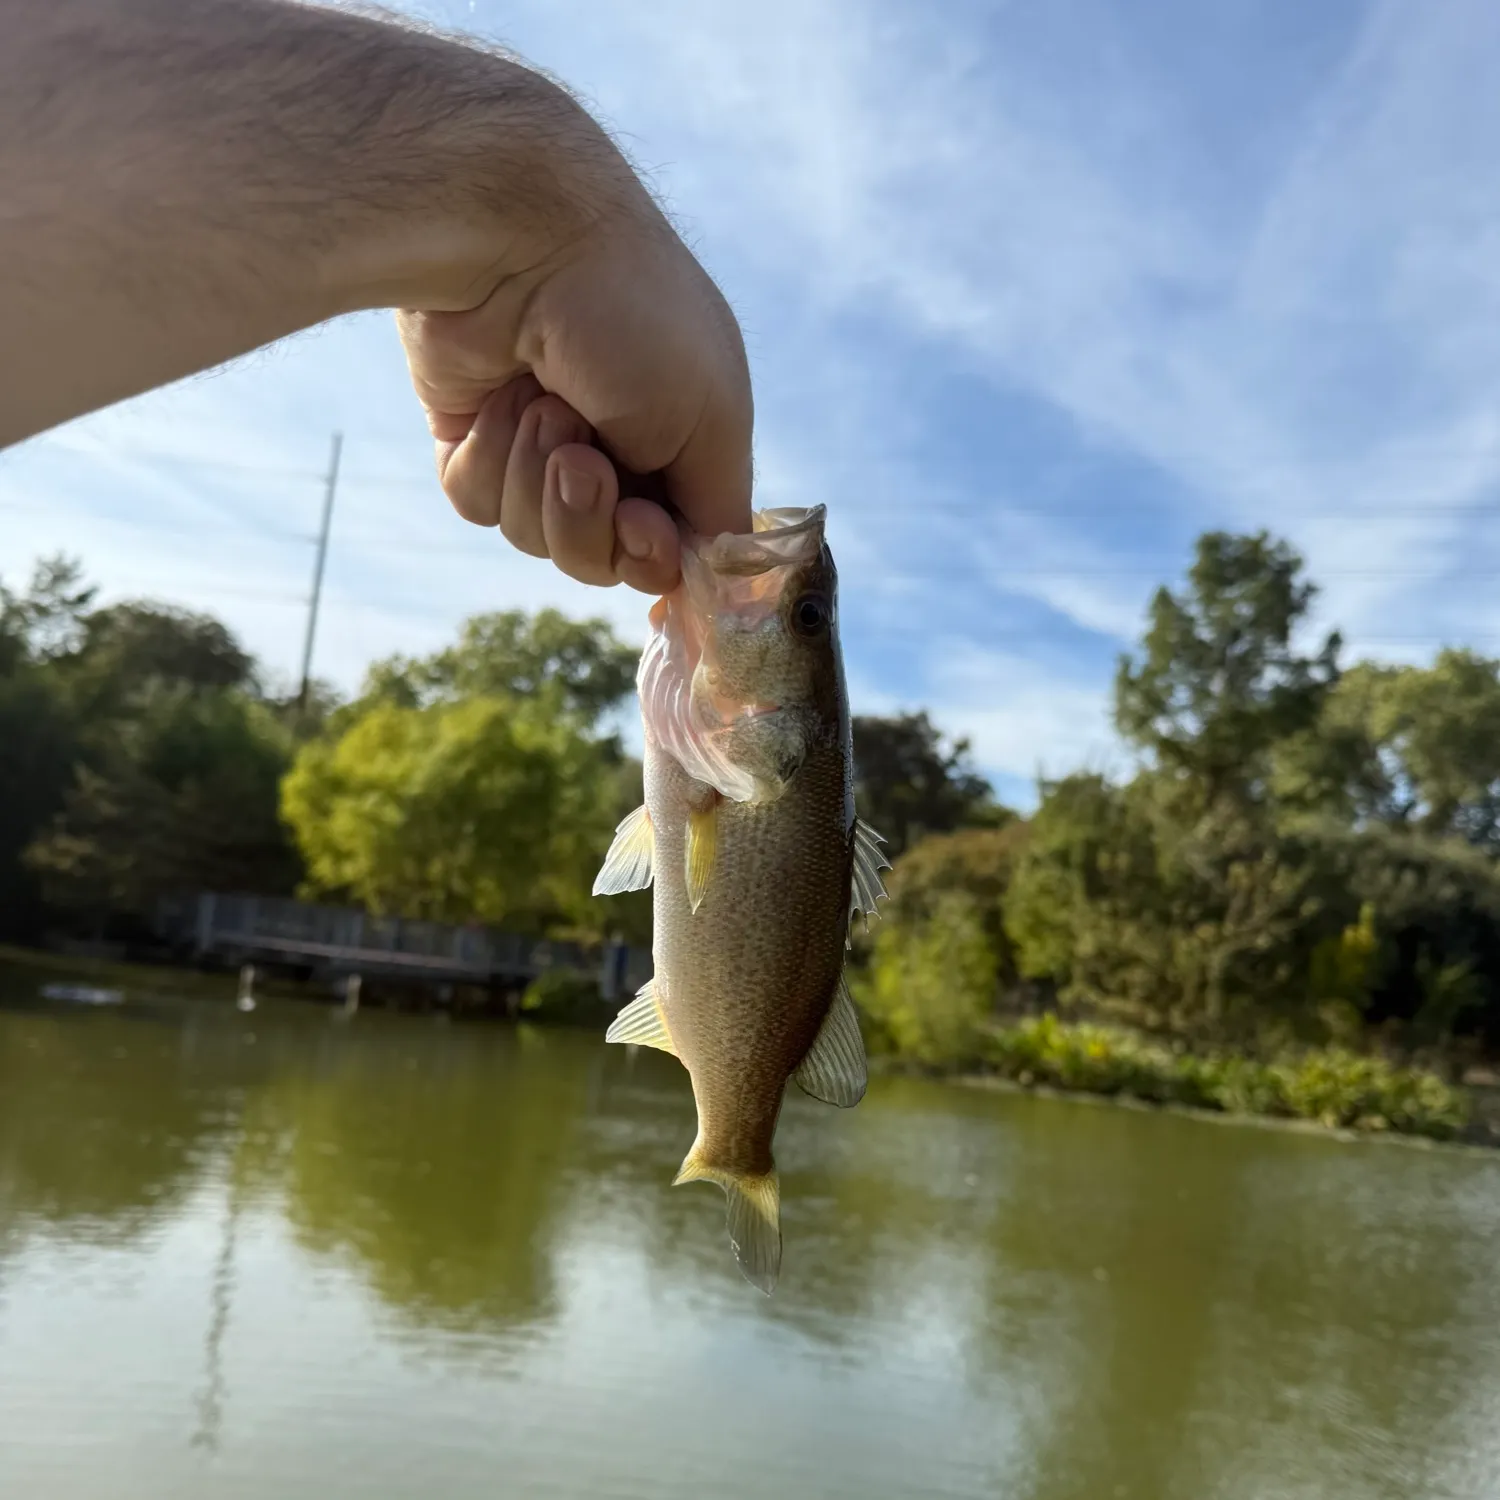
[858, 531, 1500, 1097]
[0, 556, 996, 957]
[7, 529, 1500, 1087]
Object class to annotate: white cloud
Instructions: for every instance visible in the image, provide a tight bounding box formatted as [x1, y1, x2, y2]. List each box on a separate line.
[478, 0, 1500, 657]
[849, 638, 1124, 804]
[10, 0, 1500, 785]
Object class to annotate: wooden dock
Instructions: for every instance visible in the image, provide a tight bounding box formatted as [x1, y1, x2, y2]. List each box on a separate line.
[156, 892, 651, 999]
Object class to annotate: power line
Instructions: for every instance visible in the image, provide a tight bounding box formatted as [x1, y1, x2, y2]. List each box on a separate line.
[9, 438, 1500, 664]
[11, 439, 1500, 518]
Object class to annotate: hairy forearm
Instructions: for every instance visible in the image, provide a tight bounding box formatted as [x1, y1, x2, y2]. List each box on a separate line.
[0, 0, 642, 446]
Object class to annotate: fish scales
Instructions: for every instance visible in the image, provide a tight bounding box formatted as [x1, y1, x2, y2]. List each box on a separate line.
[646, 730, 853, 1178]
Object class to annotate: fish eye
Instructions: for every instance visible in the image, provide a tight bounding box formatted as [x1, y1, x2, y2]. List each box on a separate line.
[791, 593, 829, 636]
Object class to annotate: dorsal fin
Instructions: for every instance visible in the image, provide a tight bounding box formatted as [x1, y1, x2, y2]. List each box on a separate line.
[849, 819, 891, 926]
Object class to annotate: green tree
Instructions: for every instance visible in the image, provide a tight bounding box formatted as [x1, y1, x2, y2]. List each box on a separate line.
[282, 694, 621, 935]
[0, 554, 96, 667]
[0, 561, 305, 938]
[857, 890, 998, 1066]
[26, 685, 301, 929]
[851, 711, 1008, 858]
[56, 600, 256, 729]
[1115, 531, 1340, 805]
[1316, 823, 1500, 1049]
[0, 667, 76, 939]
[0, 557, 95, 937]
[1275, 651, 1500, 850]
[872, 823, 1030, 989]
[1006, 776, 1339, 1041]
[360, 608, 636, 728]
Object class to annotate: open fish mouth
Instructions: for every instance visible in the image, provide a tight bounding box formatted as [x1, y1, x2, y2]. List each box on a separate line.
[637, 506, 826, 803]
[692, 503, 826, 574]
[682, 504, 826, 630]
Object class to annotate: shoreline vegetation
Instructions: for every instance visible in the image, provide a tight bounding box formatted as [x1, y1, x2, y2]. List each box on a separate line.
[2, 943, 1495, 1150]
[10, 529, 1500, 1154]
[873, 1014, 1494, 1147]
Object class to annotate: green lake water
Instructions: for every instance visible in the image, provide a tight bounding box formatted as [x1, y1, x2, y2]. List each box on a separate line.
[2, 969, 1500, 1499]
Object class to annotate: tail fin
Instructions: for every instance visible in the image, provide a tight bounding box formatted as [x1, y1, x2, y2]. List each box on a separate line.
[674, 1147, 782, 1294]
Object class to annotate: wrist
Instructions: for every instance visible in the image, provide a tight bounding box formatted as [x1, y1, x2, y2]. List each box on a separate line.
[326, 39, 651, 316]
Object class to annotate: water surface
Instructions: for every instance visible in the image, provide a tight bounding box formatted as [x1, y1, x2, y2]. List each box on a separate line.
[2, 976, 1499, 1499]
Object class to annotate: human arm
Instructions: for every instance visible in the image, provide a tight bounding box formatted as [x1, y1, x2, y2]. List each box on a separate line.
[0, 0, 753, 590]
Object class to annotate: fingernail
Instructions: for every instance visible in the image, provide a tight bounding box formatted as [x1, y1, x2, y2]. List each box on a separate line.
[620, 522, 655, 561]
[558, 460, 600, 514]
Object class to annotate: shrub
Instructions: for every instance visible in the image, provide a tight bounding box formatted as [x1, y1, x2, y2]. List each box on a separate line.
[519, 967, 601, 1019]
[975, 1015, 1470, 1141]
[856, 891, 997, 1067]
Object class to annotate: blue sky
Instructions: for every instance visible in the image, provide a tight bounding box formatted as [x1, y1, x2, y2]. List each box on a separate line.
[4, 0, 1500, 808]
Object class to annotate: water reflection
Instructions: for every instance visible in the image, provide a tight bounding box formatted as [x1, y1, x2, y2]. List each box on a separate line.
[0, 1003, 235, 1241]
[190, 1163, 244, 1455]
[2, 985, 1500, 1500]
[260, 1021, 589, 1334]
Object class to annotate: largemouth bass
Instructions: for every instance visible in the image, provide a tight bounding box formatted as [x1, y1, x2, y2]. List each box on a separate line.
[592, 504, 889, 1293]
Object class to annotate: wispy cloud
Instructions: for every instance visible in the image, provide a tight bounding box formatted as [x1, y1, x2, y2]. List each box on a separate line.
[6, 0, 1500, 793]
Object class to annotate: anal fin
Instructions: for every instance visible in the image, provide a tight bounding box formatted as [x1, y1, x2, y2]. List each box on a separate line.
[675, 1146, 782, 1295]
[604, 979, 677, 1056]
[792, 973, 868, 1107]
[593, 804, 654, 896]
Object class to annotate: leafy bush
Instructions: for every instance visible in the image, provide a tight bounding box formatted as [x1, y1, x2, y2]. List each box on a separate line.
[1269, 1048, 1470, 1136]
[874, 823, 1029, 983]
[519, 967, 601, 1019]
[855, 891, 997, 1067]
[974, 1015, 1470, 1141]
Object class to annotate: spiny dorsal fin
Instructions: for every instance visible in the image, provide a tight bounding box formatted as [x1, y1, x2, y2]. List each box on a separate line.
[792, 973, 868, 1107]
[604, 979, 677, 1056]
[592, 804, 654, 896]
[850, 819, 891, 926]
[685, 803, 717, 914]
[674, 1146, 782, 1295]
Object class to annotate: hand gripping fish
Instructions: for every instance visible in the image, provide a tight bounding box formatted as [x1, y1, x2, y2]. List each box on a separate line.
[592, 504, 890, 1293]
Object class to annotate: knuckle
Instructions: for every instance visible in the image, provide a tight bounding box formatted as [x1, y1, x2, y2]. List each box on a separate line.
[499, 498, 549, 558]
[438, 453, 498, 528]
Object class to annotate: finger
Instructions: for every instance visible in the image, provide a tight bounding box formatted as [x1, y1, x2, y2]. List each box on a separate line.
[541, 445, 621, 588]
[614, 497, 682, 595]
[434, 375, 541, 527]
[499, 394, 592, 560]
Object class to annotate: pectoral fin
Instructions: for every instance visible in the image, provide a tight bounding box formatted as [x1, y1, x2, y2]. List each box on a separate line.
[685, 802, 718, 914]
[850, 819, 891, 926]
[792, 974, 868, 1107]
[592, 804, 654, 895]
[604, 979, 677, 1056]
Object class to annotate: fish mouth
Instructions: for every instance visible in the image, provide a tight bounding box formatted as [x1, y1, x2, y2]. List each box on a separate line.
[696, 505, 827, 577]
[637, 505, 821, 803]
[682, 505, 826, 624]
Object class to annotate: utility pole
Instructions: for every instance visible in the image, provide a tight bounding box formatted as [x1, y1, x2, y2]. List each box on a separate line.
[297, 432, 342, 717]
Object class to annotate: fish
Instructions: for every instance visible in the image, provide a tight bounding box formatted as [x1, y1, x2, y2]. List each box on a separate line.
[592, 503, 890, 1293]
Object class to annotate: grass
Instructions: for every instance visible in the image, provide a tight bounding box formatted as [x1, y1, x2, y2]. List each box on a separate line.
[976, 1013, 1473, 1142]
